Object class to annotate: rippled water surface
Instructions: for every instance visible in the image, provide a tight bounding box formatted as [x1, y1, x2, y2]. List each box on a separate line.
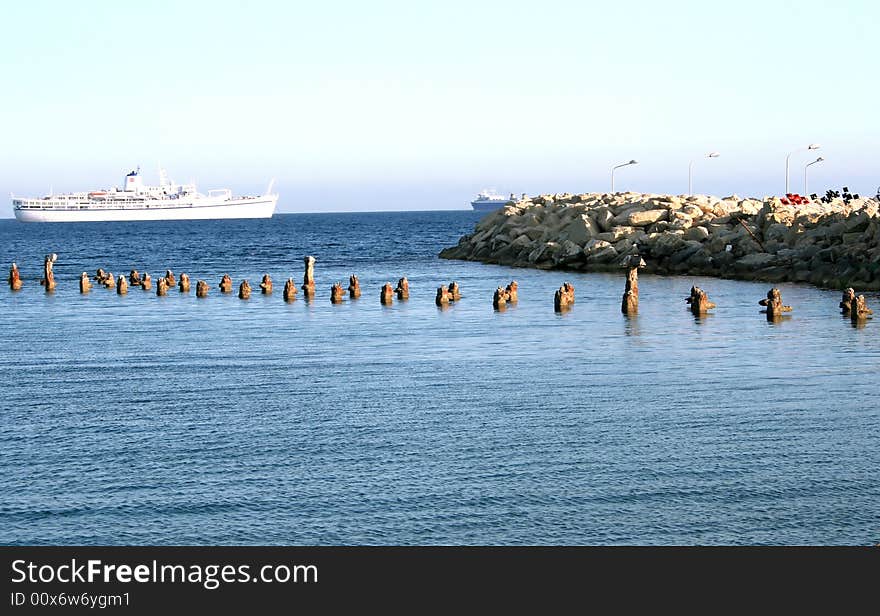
[1, 212, 878, 545]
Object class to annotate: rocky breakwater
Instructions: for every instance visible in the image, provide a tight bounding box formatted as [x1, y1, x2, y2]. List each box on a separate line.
[440, 192, 880, 289]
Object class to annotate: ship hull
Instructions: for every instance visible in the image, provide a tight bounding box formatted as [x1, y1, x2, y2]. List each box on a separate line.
[471, 200, 511, 212]
[13, 197, 277, 223]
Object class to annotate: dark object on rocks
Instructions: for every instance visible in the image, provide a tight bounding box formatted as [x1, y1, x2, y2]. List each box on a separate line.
[554, 282, 575, 312]
[759, 288, 792, 318]
[156, 278, 169, 296]
[238, 280, 251, 300]
[302, 256, 316, 297]
[116, 274, 128, 295]
[79, 272, 91, 293]
[850, 295, 873, 322]
[330, 282, 345, 304]
[283, 278, 298, 302]
[260, 274, 272, 294]
[381, 282, 394, 305]
[8, 263, 22, 291]
[219, 274, 233, 293]
[41, 253, 57, 292]
[395, 277, 409, 300]
[686, 285, 716, 315]
[141, 273, 152, 291]
[621, 255, 645, 315]
[349, 275, 361, 299]
[179, 273, 191, 293]
[840, 288, 856, 314]
[196, 280, 209, 298]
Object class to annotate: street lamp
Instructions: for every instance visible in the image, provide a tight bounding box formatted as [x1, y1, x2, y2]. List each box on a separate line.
[688, 152, 720, 196]
[785, 143, 820, 194]
[611, 159, 638, 193]
[804, 156, 824, 196]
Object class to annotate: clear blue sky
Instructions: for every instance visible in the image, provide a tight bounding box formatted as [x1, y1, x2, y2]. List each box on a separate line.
[1, 0, 877, 213]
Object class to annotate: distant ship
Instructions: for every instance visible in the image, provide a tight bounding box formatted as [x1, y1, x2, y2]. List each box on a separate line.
[471, 189, 514, 212]
[12, 167, 278, 222]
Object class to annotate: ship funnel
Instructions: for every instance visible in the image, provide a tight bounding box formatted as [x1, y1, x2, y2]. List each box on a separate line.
[123, 167, 144, 193]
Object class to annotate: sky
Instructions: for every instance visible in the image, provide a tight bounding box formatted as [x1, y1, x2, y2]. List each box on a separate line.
[1, 0, 877, 214]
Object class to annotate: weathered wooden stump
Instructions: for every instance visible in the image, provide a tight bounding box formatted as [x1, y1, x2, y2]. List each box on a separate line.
[349, 275, 361, 299]
[178, 273, 191, 293]
[621, 255, 645, 315]
[40, 253, 57, 292]
[116, 275, 128, 295]
[554, 282, 575, 312]
[759, 288, 792, 318]
[156, 277, 168, 296]
[381, 282, 394, 305]
[260, 274, 272, 294]
[94, 268, 112, 287]
[163, 269, 176, 288]
[8, 263, 22, 291]
[196, 280, 209, 298]
[850, 295, 873, 322]
[330, 282, 346, 304]
[283, 278, 298, 302]
[493, 286, 510, 310]
[239, 280, 251, 300]
[219, 274, 233, 293]
[449, 281, 461, 301]
[685, 285, 716, 315]
[302, 256, 316, 297]
[141, 273, 152, 290]
[129, 269, 143, 287]
[436, 285, 451, 306]
[395, 277, 409, 300]
[840, 288, 856, 314]
[79, 272, 91, 293]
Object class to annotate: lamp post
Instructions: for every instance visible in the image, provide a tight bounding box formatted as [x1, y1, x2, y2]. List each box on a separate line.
[785, 143, 820, 194]
[804, 156, 824, 196]
[611, 159, 638, 193]
[688, 152, 720, 196]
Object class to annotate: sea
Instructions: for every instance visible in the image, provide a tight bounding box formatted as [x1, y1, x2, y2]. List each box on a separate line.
[0, 211, 878, 545]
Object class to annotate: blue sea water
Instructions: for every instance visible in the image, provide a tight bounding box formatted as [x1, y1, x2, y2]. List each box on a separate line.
[0, 211, 878, 545]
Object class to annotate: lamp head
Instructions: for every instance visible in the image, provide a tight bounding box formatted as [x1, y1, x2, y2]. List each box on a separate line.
[629, 159, 638, 165]
[707, 152, 720, 158]
[808, 143, 820, 150]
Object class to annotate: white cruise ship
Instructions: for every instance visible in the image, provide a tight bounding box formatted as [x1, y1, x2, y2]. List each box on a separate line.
[470, 189, 514, 212]
[12, 167, 278, 223]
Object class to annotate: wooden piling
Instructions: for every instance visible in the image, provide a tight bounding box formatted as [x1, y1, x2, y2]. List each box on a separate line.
[686, 285, 716, 315]
[283, 278, 298, 302]
[196, 280, 209, 298]
[381, 282, 394, 305]
[219, 274, 233, 293]
[239, 280, 251, 300]
[395, 277, 409, 300]
[8, 263, 22, 291]
[178, 273, 191, 293]
[348, 275, 361, 299]
[331, 282, 345, 304]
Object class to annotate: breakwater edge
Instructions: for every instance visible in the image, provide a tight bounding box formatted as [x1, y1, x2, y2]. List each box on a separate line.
[441, 192, 880, 290]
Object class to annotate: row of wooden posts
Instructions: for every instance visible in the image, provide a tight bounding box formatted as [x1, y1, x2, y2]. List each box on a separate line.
[6, 254, 875, 321]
